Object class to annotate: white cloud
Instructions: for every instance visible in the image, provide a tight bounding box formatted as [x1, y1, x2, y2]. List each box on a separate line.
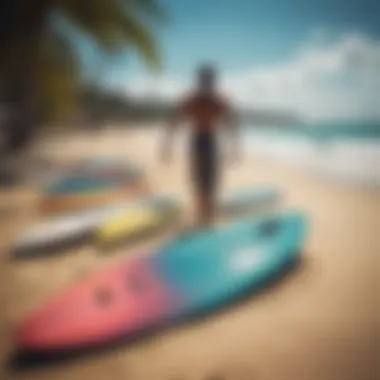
[124, 32, 380, 121]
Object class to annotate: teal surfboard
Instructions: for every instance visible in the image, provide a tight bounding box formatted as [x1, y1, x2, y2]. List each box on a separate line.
[154, 211, 308, 315]
[17, 211, 308, 352]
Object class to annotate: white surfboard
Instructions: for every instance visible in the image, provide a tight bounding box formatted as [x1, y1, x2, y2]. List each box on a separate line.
[12, 186, 282, 258]
[12, 195, 180, 258]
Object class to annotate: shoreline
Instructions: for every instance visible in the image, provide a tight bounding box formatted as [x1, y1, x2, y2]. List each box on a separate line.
[30, 125, 380, 190]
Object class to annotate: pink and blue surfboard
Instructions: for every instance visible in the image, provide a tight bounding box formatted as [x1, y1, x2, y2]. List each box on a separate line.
[16, 211, 308, 352]
[41, 156, 143, 196]
[43, 176, 124, 195]
[42, 157, 143, 185]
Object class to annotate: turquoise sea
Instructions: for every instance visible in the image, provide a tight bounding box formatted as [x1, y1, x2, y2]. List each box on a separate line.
[166, 120, 379, 188]
[242, 121, 380, 188]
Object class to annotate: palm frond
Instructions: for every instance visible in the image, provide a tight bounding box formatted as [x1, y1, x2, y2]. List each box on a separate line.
[127, 0, 169, 24]
[57, 0, 162, 70]
[117, 9, 161, 71]
[57, 0, 128, 49]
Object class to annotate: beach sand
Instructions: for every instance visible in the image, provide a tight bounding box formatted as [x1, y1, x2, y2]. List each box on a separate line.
[0, 127, 378, 380]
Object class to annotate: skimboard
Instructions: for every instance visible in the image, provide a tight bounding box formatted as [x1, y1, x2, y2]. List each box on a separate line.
[16, 211, 307, 352]
[12, 195, 182, 258]
[96, 185, 282, 247]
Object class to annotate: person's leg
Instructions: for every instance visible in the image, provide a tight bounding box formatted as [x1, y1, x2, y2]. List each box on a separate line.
[193, 135, 218, 229]
[189, 132, 218, 230]
[196, 186, 215, 228]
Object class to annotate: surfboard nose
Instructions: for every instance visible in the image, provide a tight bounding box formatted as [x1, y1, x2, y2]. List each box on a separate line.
[16, 260, 177, 352]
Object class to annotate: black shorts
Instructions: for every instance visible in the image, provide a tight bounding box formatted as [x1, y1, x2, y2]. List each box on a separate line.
[190, 132, 218, 192]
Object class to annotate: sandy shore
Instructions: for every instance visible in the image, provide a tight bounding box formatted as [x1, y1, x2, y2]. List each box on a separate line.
[0, 127, 378, 380]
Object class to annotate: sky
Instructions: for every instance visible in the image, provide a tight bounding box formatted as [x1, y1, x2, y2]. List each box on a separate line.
[91, 0, 380, 122]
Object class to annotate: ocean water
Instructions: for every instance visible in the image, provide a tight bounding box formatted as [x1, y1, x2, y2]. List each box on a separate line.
[243, 121, 380, 189]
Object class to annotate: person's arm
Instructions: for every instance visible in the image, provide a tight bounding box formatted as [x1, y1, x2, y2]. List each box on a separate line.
[224, 104, 241, 162]
[160, 100, 186, 163]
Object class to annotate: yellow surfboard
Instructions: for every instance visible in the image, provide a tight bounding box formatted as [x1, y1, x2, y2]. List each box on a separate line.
[97, 207, 164, 245]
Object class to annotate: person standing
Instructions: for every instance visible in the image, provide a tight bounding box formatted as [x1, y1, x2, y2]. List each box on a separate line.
[160, 63, 240, 228]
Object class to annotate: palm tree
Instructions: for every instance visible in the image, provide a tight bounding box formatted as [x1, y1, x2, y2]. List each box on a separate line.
[0, 0, 166, 154]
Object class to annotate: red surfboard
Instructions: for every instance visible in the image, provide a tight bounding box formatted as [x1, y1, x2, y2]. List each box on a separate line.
[17, 257, 180, 351]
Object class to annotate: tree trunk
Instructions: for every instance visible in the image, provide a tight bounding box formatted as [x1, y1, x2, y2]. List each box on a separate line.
[0, 0, 52, 154]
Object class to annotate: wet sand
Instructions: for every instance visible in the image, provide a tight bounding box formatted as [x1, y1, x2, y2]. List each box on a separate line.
[0, 127, 378, 380]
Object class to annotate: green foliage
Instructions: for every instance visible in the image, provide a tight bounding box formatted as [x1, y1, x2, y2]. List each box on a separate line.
[1, 0, 165, 124]
[48, 0, 164, 121]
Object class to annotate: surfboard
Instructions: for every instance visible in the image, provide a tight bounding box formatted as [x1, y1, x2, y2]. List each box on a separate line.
[42, 156, 143, 184]
[39, 156, 147, 215]
[16, 212, 307, 352]
[39, 180, 149, 215]
[13, 186, 281, 258]
[96, 185, 282, 247]
[95, 204, 182, 250]
[12, 195, 181, 258]
[218, 185, 282, 217]
[44, 177, 125, 195]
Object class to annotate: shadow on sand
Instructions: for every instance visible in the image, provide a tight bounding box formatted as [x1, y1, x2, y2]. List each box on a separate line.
[7, 254, 314, 373]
